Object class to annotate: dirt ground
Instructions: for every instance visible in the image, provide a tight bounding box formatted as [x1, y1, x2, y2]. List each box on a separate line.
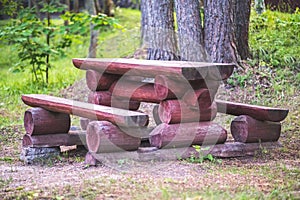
[0, 80, 299, 199]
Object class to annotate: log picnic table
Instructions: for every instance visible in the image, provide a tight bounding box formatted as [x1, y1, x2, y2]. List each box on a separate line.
[20, 58, 289, 164]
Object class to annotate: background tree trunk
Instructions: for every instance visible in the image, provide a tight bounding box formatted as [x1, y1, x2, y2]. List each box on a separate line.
[234, 0, 251, 60]
[73, 0, 79, 13]
[144, 0, 179, 61]
[85, 0, 99, 58]
[103, 0, 115, 17]
[175, 0, 208, 62]
[204, 0, 239, 64]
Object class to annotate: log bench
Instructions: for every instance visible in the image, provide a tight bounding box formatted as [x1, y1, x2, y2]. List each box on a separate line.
[20, 58, 289, 164]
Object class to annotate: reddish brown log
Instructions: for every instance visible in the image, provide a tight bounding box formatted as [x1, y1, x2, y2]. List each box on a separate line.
[182, 88, 212, 109]
[21, 94, 149, 127]
[216, 100, 289, 122]
[231, 115, 281, 143]
[88, 91, 140, 110]
[154, 75, 220, 100]
[110, 80, 160, 103]
[137, 142, 281, 160]
[24, 107, 70, 135]
[152, 104, 162, 125]
[86, 121, 141, 153]
[22, 132, 86, 147]
[149, 122, 227, 148]
[72, 58, 235, 80]
[86, 70, 120, 91]
[158, 100, 217, 124]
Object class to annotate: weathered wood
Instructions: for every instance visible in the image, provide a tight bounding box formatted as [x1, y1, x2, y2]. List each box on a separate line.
[72, 58, 235, 81]
[149, 122, 227, 148]
[86, 70, 120, 91]
[21, 94, 149, 127]
[86, 121, 141, 153]
[137, 142, 281, 160]
[24, 107, 70, 135]
[110, 80, 159, 103]
[22, 132, 86, 147]
[88, 91, 140, 110]
[231, 115, 281, 143]
[216, 100, 289, 122]
[84, 151, 98, 166]
[158, 100, 217, 124]
[152, 104, 162, 125]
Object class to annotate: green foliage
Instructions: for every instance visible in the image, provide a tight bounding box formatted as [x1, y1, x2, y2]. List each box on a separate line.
[249, 9, 300, 73]
[0, 1, 122, 85]
[187, 145, 219, 163]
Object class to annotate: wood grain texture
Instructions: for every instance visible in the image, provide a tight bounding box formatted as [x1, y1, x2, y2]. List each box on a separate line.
[231, 115, 281, 143]
[72, 58, 235, 81]
[216, 100, 289, 122]
[86, 121, 141, 153]
[109, 80, 160, 103]
[86, 70, 120, 91]
[88, 91, 140, 110]
[21, 94, 149, 127]
[158, 100, 217, 124]
[22, 132, 86, 147]
[149, 122, 227, 148]
[24, 107, 70, 135]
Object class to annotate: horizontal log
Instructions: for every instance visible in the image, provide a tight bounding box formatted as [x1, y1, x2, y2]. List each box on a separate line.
[231, 115, 281, 143]
[87, 121, 141, 153]
[110, 79, 160, 103]
[136, 142, 281, 161]
[158, 100, 217, 124]
[88, 91, 140, 110]
[22, 94, 149, 127]
[24, 107, 70, 135]
[72, 58, 235, 81]
[22, 132, 86, 147]
[216, 100, 289, 122]
[86, 70, 120, 91]
[149, 122, 227, 148]
[154, 75, 220, 100]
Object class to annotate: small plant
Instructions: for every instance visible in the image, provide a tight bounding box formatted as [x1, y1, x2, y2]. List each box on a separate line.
[187, 145, 217, 163]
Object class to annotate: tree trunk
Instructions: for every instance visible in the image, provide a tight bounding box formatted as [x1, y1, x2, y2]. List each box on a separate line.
[73, 0, 79, 13]
[204, 0, 239, 64]
[175, 0, 208, 62]
[141, 0, 179, 60]
[234, 0, 251, 60]
[103, 0, 115, 17]
[86, 0, 99, 58]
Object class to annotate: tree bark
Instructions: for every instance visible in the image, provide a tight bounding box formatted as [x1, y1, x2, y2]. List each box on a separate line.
[87, 121, 141, 153]
[142, 0, 179, 60]
[103, 0, 115, 16]
[175, 0, 208, 61]
[73, 0, 79, 13]
[86, 0, 99, 58]
[24, 108, 70, 135]
[234, 0, 251, 60]
[231, 115, 281, 143]
[204, 0, 239, 64]
[149, 122, 227, 148]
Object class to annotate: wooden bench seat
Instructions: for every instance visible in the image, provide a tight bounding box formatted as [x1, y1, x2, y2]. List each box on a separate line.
[21, 94, 149, 127]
